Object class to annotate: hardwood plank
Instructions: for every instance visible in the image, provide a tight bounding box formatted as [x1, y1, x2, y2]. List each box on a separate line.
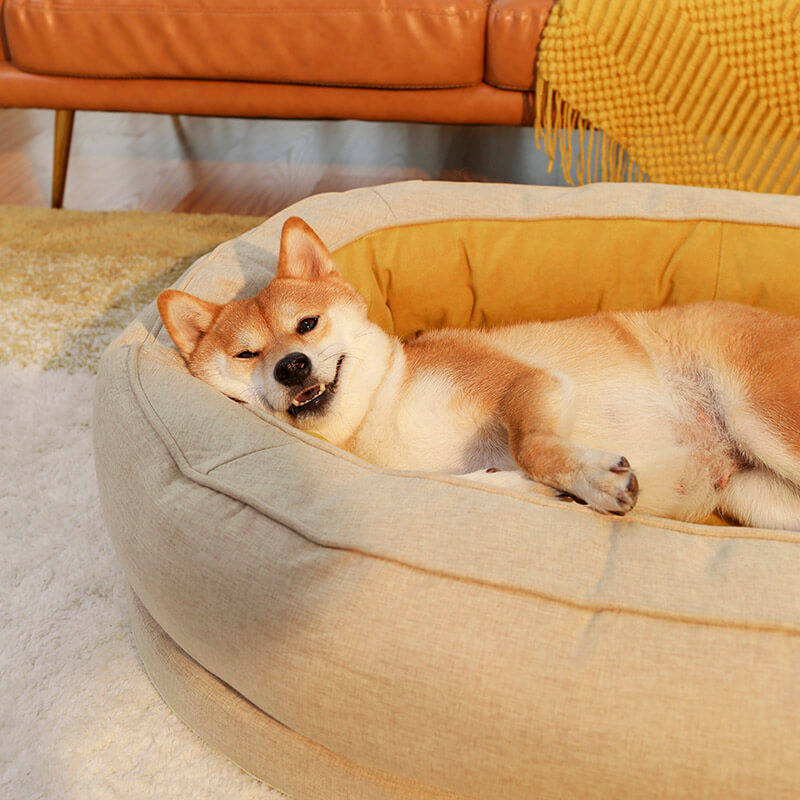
[0, 150, 48, 205]
[0, 108, 563, 214]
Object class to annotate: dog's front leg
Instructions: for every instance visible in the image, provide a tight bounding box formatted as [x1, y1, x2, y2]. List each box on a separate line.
[500, 370, 639, 515]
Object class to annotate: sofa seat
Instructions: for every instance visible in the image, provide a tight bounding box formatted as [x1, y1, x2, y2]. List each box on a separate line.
[4, 0, 492, 88]
[1, 0, 550, 94]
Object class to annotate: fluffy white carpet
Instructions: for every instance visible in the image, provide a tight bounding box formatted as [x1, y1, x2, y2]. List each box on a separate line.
[0, 364, 285, 799]
[0, 207, 289, 798]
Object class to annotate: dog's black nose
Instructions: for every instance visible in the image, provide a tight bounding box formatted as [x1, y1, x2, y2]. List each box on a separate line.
[274, 352, 311, 386]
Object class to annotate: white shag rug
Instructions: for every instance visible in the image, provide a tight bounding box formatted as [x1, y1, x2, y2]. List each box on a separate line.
[0, 208, 286, 799]
[0, 372, 287, 800]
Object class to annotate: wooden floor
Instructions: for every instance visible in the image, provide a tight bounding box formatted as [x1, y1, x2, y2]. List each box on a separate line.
[0, 108, 563, 216]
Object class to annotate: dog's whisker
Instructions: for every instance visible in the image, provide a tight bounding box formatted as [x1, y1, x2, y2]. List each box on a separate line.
[354, 328, 378, 339]
[318, 343, 343, 359]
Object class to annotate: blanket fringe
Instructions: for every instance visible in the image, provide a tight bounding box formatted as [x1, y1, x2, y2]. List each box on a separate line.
[533, 74, 647, 186]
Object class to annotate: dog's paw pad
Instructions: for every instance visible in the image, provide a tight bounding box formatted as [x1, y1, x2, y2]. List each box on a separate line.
[572, 450, 640, 515]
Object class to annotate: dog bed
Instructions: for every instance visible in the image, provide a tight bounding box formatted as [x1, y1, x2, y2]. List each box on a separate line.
[95, 181, 800, 800]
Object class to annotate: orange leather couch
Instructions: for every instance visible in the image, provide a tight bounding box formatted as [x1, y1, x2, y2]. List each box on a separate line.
[0, 0, 553, 207]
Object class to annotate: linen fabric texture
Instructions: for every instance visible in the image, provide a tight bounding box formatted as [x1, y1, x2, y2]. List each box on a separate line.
[94, 181, 800, 800]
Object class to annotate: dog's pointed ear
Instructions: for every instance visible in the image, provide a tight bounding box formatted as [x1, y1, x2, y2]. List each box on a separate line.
[277, 217, 341, 281]
[157, 289, 221, 359]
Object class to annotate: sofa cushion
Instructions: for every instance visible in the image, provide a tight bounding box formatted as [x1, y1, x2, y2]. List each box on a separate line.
[3, 0, 489, 88]
[486, 0, 552, 90]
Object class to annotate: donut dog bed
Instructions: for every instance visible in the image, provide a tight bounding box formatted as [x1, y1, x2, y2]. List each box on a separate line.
[94, 181, 800, 799]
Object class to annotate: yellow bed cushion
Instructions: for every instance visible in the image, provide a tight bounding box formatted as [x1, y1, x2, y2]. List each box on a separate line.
[95, 181, 800, 800]
[335, 218, 800, 337]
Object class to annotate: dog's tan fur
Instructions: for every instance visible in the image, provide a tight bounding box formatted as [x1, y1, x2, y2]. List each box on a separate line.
[158, 217, 800, 530]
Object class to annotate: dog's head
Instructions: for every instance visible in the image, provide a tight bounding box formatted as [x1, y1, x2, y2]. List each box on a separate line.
[158, 217, 386, 443]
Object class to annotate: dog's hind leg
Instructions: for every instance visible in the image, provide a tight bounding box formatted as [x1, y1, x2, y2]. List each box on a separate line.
[713, 306, 800, 488]
[717, 469, 800, 531]
[706, 308, 800, 531]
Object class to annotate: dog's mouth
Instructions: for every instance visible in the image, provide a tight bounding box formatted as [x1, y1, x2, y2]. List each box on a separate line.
[287, 355, 344, 417]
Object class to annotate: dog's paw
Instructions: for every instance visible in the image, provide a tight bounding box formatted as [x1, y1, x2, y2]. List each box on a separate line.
[570, 450, 639, 515]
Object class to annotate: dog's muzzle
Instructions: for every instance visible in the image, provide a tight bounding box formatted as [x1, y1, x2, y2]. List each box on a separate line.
[285, 354, 345, 417]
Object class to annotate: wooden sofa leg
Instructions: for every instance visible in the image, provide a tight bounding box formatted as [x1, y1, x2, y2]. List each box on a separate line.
[52, 109, 75, 209]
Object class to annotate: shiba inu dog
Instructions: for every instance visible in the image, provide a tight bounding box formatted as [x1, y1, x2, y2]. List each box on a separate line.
[158, 217, 800, 530]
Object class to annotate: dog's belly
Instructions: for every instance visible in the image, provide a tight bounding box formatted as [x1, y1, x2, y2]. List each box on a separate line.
[567, 367, 738, 520]
[483, 313, 740, 520]
[462, 427, 518, 473]
[455, 380, 734, 520]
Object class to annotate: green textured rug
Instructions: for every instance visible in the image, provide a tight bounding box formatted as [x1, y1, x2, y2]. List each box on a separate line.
[0, 207, 262, 371]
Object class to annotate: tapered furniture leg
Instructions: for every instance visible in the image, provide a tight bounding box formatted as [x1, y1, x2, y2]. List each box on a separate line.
[52, 109, 75, 209]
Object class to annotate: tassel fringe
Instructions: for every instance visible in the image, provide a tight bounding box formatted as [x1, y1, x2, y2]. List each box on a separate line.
[532, 0, 800, 194]
[533, 74, 647, 186]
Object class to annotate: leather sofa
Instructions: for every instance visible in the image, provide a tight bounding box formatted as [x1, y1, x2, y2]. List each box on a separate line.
[0, 0, 553, 207]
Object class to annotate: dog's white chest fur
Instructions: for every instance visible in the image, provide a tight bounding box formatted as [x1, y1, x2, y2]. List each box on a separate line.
[347, 360, 512, 474]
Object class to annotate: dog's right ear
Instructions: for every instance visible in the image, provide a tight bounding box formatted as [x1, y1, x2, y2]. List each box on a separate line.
[157, 290, 221, 359]
[277, 216, 341, 281]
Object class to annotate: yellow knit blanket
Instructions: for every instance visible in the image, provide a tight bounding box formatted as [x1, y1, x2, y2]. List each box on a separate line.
[533, 0, 800, 193]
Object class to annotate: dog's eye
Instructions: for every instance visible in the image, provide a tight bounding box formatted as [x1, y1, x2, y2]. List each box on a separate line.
[234, 350, 259, 359]
[296, 316, 319, 334]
